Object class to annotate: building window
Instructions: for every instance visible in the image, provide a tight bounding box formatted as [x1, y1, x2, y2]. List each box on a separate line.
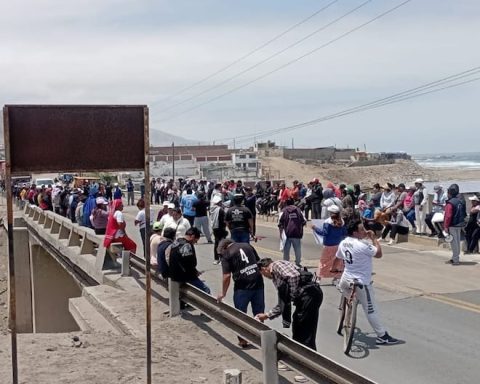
[239, 155, 246, 159]
[248, 163, 257, 168]
[236, 163, 241, 168]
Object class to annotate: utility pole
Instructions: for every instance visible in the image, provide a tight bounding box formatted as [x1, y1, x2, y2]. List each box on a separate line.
[291, 138, 294, 149]
[172, 142, 175, 183]
[233, 138, 236, 150]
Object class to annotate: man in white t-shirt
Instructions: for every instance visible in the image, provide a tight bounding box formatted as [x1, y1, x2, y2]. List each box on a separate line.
[336, 220, 399, 345]
[162, 207, 191, 238]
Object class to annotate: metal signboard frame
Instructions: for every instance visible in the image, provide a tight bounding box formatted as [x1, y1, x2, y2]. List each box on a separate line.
[3, 105, 153, 384]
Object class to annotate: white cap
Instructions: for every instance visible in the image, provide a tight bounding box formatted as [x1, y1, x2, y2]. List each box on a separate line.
[167, 203, 175, 209]
[162, 201, 169, 206]
[468, 195, 480, 202]
[327, 205, 340, 213]
[414, 178, 424, 184]
[96, 197, 108, 205]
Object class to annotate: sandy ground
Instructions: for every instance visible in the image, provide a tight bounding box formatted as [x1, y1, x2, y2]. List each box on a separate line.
[261, 157, 480, 186]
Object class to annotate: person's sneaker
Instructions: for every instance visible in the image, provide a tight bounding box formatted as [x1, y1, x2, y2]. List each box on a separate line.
[212, 260, 221, 265]
[207, 240, 213, 244]
[387, 239, 394, 245]
[376, 332, 399, 345]
[445, 259, 460, 266]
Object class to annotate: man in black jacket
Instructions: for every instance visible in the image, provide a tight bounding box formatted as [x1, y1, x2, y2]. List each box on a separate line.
[167, 227, 210, 293]
[310, 178, 323, 219]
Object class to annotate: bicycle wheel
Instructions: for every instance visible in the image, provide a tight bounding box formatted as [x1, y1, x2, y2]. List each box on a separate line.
[343, 297, 358, 355]
[337, 296, 346, 335]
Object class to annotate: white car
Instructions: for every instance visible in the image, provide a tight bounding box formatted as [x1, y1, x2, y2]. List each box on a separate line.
[34, 178, 55, 188]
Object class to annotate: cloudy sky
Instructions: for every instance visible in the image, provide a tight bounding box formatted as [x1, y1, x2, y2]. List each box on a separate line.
[1, 0, 479, 153]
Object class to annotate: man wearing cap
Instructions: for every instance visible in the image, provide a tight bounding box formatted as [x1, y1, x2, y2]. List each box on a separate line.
[255, 258, 323, 350]
[225, 194, 254, 244]
[413, 179, 428, 235]
[163, 207, 191, 239]
[157, 201, 170, 221]
[150, 221, 164, 267]
[216, 238, 265, 348]
[113, 183, 122, 200]
[443, 184, 467, 265]
[465, 195, 480, 254]
[425, 185, 448, 237]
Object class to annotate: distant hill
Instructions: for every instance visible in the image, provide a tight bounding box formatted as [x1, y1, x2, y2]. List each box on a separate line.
[149, 129, 201, 147]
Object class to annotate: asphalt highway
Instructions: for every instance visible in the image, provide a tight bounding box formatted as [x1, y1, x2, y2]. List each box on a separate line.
[122, 205, 480, 384]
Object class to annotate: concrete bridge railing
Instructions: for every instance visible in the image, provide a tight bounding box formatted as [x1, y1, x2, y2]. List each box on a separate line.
[22, 204, 112, 284]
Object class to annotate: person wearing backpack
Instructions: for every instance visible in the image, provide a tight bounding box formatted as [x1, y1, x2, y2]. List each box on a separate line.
[255, 258, 323, 351]
[443, 184, 467, 265]
[278, 198, 307, 266]
[156, 227, 176, 279]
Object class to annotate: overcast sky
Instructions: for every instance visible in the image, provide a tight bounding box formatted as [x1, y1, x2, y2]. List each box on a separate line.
[1, 0, 479, 153]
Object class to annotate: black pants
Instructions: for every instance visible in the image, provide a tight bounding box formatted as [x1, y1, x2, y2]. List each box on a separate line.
[382, 223, 409, 239]
[424, 213, 443, 235]
[184, 215, 195, 227]
[213, 228, 227, 261]
[292, 285, 323, 350]
[311, 201, 322, 220]
[466, 225, 480, 252]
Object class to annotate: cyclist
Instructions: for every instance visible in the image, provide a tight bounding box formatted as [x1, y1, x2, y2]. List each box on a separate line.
[336, 220, 399, 345]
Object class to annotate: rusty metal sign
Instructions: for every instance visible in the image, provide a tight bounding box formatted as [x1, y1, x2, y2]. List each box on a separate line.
[5, 105, 146, 174]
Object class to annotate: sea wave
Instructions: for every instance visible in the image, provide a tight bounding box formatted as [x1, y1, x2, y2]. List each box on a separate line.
[415, 160, 480, 169]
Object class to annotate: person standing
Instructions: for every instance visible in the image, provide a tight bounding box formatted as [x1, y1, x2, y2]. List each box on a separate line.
[443, 184, 467, 265]
[278, 198, 306, 266]
[192, 192, 213, 243]
[91, 197, 109, 235]
[225, 194, 254, 244]
[336, 220, 398, 345]
[413, 178, 428, 235]
[163, 207, 191, 239]
[180, 188, 197, 226]
[217, 239, 265, 348]
[312, 205, 346, 285]
[244, 187, 257, 237]
[255, 259, 323, 350]
[134, 198, 153, 255]
[113, 183, 122, 200]
[126, 178, 135, 206]
[465, 195, 480, 254]
[167, 227, 210, 293]
[210, 195, 228, 264]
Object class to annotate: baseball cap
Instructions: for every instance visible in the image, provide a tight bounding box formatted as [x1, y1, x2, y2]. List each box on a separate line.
[162, 201, 169, 206]
[152, 221, 163, 231]
[468, 195, 480, 202]
[96, 197, 108, 205]
[327, 205, 340, 213]
[167, 203, 175, 209]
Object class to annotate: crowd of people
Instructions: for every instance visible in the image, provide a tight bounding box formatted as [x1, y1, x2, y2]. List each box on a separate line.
[13, 174, 480, 356]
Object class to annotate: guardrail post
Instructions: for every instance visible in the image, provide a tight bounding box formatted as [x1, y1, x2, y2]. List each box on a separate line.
[223, 369, 242, 384]
[260, 330, 278, 384]
[121, 250, 130, 276]
[168, 279, 181, 317]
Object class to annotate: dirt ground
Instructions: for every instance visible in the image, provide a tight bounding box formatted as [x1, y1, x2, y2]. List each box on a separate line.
[260, 157, 480, 187]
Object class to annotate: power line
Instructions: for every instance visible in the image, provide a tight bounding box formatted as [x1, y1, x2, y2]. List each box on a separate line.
[231, 68, 480, 145]
[156, 0, 366, 114]
[151, 0, 341, 108]
[222, 65, 480, 142]
[154, 0, 413, 124]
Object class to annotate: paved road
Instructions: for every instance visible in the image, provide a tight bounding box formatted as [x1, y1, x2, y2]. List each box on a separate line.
[122, 205, 480, 384]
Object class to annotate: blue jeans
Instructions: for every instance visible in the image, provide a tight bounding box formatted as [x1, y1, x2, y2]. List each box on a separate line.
[283, 237, 302, 265]
[233, 289, 265, 316]
[231, 230, 250, 244]
[188, 278, 211, 294]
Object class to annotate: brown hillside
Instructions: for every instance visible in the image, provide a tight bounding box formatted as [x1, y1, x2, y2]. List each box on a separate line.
[260, 157, 439, 187]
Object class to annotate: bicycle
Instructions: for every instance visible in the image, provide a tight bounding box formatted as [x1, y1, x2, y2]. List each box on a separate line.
[337, 278, 363, 355]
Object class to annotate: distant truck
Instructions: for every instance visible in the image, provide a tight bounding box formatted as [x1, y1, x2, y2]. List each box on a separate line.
[34, 178, 55, 187]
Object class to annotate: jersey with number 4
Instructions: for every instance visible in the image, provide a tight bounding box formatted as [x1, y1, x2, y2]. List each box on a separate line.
[336, 237, 376, 285]
[221, 243, 264, 291]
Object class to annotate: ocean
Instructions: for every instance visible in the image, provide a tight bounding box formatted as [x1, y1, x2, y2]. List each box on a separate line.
[412, 152, 480, 193]
[413, 152, 480, 169]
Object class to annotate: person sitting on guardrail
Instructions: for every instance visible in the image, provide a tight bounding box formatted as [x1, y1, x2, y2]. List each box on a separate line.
[255, 258, 323, 351]
[216, 238, 265, 348]
[165, 227, 210, 294]
[156, 227, 176, 279]
[103, 199, 137, 253]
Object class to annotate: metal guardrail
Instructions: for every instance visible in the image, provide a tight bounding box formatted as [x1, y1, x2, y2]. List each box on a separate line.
[129, 253, 377, 384]
[18, 206, 376, 384]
